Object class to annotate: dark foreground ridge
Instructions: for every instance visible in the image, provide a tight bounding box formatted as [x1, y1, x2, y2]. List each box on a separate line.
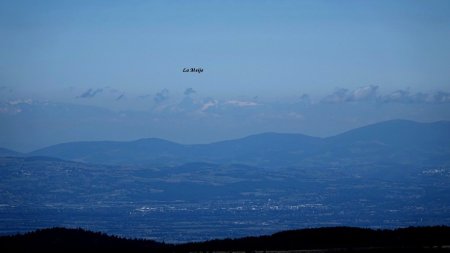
[1, 226, 450, 252]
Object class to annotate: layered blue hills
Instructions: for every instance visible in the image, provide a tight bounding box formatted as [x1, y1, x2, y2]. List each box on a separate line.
[23, 119, 450, 167]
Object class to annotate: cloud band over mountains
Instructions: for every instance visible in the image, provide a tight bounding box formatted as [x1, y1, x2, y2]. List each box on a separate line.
[321, 85, 450, 104]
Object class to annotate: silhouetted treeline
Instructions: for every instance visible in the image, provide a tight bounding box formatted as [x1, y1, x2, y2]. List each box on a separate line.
[1, 226, 450, 252]
[0, 227, 167, 253]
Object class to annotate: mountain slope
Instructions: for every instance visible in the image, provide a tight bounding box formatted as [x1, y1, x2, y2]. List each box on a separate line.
[327, 119, 450, 147]
[191, 132, 322, 166]
[322, 120, 450, 165]
[0, 147, 22, 157]
[30, 138, 186, 165]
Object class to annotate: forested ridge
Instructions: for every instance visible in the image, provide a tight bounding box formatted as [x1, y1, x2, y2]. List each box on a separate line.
[2, 226, 450, 252]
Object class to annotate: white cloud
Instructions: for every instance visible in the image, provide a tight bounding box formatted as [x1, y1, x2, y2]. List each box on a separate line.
[200, 99, 219, 112]
[8, 99, 33, 105]
[351, 85, 378, 101]
[224, 100, 260, 107]
[380, 90, 450, 104]
[322, 85, 378, 103]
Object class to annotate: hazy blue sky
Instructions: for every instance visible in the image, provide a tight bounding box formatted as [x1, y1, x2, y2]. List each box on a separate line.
[1, 0, 450, 151]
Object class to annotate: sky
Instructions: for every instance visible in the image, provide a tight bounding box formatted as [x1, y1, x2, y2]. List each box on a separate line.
[1, 0, 450, 152]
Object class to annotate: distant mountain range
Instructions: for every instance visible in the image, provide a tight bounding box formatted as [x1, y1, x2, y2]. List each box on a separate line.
[3, 119, 450, 167]
[2, 119, 450, 241]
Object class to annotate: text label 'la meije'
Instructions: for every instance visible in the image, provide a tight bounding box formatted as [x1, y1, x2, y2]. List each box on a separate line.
[183, 67, 203, 73]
